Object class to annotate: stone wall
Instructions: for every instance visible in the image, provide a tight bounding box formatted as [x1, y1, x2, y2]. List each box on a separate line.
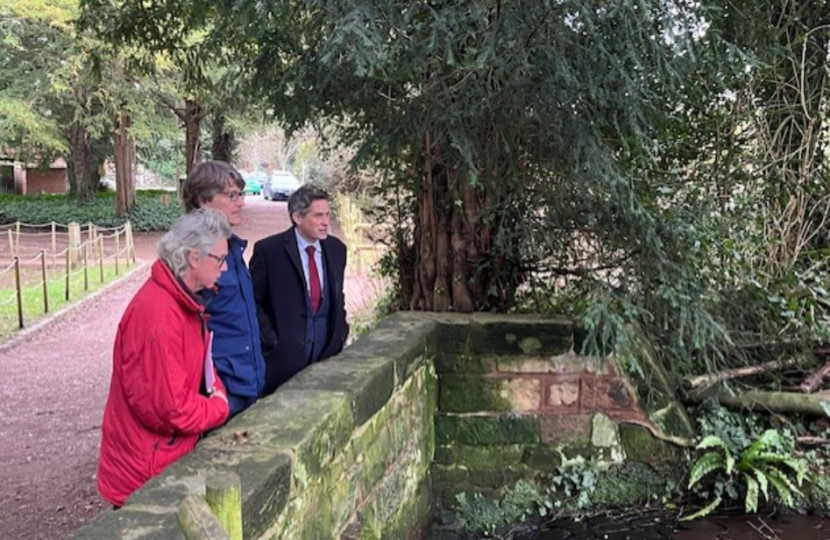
[69, 314, 440, 540]
[69, 313, 692, 540]
[431, 316, 694, 504]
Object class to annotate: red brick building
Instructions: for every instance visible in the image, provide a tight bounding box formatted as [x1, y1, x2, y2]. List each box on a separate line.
[0, 159, 68, 195]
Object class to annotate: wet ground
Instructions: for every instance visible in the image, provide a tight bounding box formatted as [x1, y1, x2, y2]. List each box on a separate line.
[514, 510, 830, 540]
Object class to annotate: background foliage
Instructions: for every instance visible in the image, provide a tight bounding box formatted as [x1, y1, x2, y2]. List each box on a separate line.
[0, 191, 181, 230]
[10, 0, 827, 379]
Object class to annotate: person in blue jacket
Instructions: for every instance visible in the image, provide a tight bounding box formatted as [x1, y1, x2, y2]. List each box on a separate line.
[181, 160, 265, 418]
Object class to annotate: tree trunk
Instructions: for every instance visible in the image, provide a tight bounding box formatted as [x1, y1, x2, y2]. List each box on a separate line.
[67, 119, 97, 202]
[184, 100, 204, 174]
[449, 167, 475, 313]
[112, 110, 136, 217]
[211, 113, 236, 162]
[409, 131, 481, 313]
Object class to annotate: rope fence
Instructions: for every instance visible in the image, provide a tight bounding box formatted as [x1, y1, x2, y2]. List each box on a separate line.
[0, 220, 136, 333]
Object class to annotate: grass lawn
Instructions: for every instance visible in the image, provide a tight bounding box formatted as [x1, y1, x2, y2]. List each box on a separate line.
[0, 262, 131, 343]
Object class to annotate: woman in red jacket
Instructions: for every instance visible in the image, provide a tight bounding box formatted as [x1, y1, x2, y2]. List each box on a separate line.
[97, 209, 232, 507]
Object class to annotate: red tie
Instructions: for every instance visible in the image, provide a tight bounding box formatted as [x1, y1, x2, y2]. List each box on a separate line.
[306, 245, 321, 313]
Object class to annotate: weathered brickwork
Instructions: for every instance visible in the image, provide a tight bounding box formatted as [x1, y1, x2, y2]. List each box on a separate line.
[431, 316, 693, 504]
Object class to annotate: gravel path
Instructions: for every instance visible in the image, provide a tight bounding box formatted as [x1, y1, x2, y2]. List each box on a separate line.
[0, 196, 386, 540]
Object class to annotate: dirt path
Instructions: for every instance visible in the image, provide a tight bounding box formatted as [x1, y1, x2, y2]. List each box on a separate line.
[0, 196, 386, 540]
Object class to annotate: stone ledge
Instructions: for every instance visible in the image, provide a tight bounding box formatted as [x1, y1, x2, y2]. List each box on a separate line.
[67, 507, 183, 540]
[288, 354, 398, 426]
[127, 447, 292, 540]
[202, 389, 354, 484]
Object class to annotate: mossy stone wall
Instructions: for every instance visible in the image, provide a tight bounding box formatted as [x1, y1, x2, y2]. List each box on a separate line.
[68, 313, 691, 540]
[431, 315, 693, 507]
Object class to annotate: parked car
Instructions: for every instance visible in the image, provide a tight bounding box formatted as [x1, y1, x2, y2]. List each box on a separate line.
[264, 170, 301, 201]
[242, 178, 262, 196]
[242, 170, 267, 196]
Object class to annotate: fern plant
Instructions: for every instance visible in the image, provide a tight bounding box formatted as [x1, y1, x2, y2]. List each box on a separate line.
[682, 429, 809, 520]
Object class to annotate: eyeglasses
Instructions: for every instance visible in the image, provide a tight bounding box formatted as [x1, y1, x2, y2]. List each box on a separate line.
[205, 253, 227, 266]
[222, 190, 246, 202]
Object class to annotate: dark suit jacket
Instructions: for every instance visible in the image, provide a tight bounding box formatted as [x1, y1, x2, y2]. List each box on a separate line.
[250, 228, 348, 395]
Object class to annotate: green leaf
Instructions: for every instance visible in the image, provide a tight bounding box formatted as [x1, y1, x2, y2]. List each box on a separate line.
[749, 468, 769, 502]
[765, 469, 796, 507]
[679, 495, 722, 522]
[743, 473, 759, 513]
[697, 435, 731, 452]
[688, 451, 726, 489]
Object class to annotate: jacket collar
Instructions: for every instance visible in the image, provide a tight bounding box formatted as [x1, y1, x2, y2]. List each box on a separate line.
[150, 260, 205, 315]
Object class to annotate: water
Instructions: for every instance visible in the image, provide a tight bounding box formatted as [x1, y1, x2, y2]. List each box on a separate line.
[508, 510, 830, 540]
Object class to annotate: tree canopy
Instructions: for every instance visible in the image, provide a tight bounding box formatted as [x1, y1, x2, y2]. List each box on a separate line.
[76, 0, 830, 376]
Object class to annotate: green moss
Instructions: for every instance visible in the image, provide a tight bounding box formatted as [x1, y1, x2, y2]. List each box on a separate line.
[619, 425, 679, 470]
[299, 490, 333, 540]
[468, 321, 574, 355]
[358, 525, 381, 540]
[649, 403, 695, 442]
[803, 474, 830, 511]
[522, 446, 563, 469]
[519, 337, 543, 354]
[562, 444, 598, 461]
[434, 353, 497, 374]
[438, 375, 513, 412]
[432, 465, 470, 485]
[297, 397, 355, 478]
[436, 444, 526, 470]
[437, 414, 539, 446]
[435, 416, 500, 445]
[380, 477, 432, 540]
[501, 415, 541, 444]
[591, 462, 669, 508]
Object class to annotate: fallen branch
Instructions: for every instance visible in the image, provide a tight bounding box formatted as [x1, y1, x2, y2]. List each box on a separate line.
[796, 436, 830, 446]
[800, 360, 830, 393]
[688, 389, 830, 416]
[687, 358, 800, 391]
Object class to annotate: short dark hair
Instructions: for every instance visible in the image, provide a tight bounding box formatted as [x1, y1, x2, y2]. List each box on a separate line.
[288, 185, 329, 224]
[182, 160, 245, 212]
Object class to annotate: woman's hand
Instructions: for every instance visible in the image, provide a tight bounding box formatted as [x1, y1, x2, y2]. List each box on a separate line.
[209, 388, 228, 404]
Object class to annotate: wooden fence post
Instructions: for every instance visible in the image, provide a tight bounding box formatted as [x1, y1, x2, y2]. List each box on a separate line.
[124, 221, 136, 265]
[51, 222, 56, 253]
[41, 251, 49, 313]
[178, 496, 231, 540]
[14, 257, 23, 329]
[83, 241, 89, 291]
[114, 228, 120, 275]
[65, 247, 70, 301]
[98, 235, 105, 284]
[67, 222, 81, 268]
[205, 472, 243, 540]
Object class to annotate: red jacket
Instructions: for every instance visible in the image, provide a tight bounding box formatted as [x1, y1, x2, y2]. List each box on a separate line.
[97, 260, 229, 506]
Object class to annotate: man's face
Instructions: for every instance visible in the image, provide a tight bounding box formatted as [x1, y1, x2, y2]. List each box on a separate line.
[202, 182, 245, 226]
[293, 199, 330, 242]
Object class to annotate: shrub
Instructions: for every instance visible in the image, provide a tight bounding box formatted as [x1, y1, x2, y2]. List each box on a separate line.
[682, 429, 809, 520]
[0, 191, 181, 231]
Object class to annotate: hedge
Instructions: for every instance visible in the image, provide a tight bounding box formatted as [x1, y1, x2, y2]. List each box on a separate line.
[0, 191, 182, 231]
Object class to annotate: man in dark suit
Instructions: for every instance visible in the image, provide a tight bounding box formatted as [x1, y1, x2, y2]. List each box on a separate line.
[250, 185, 349, 395]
